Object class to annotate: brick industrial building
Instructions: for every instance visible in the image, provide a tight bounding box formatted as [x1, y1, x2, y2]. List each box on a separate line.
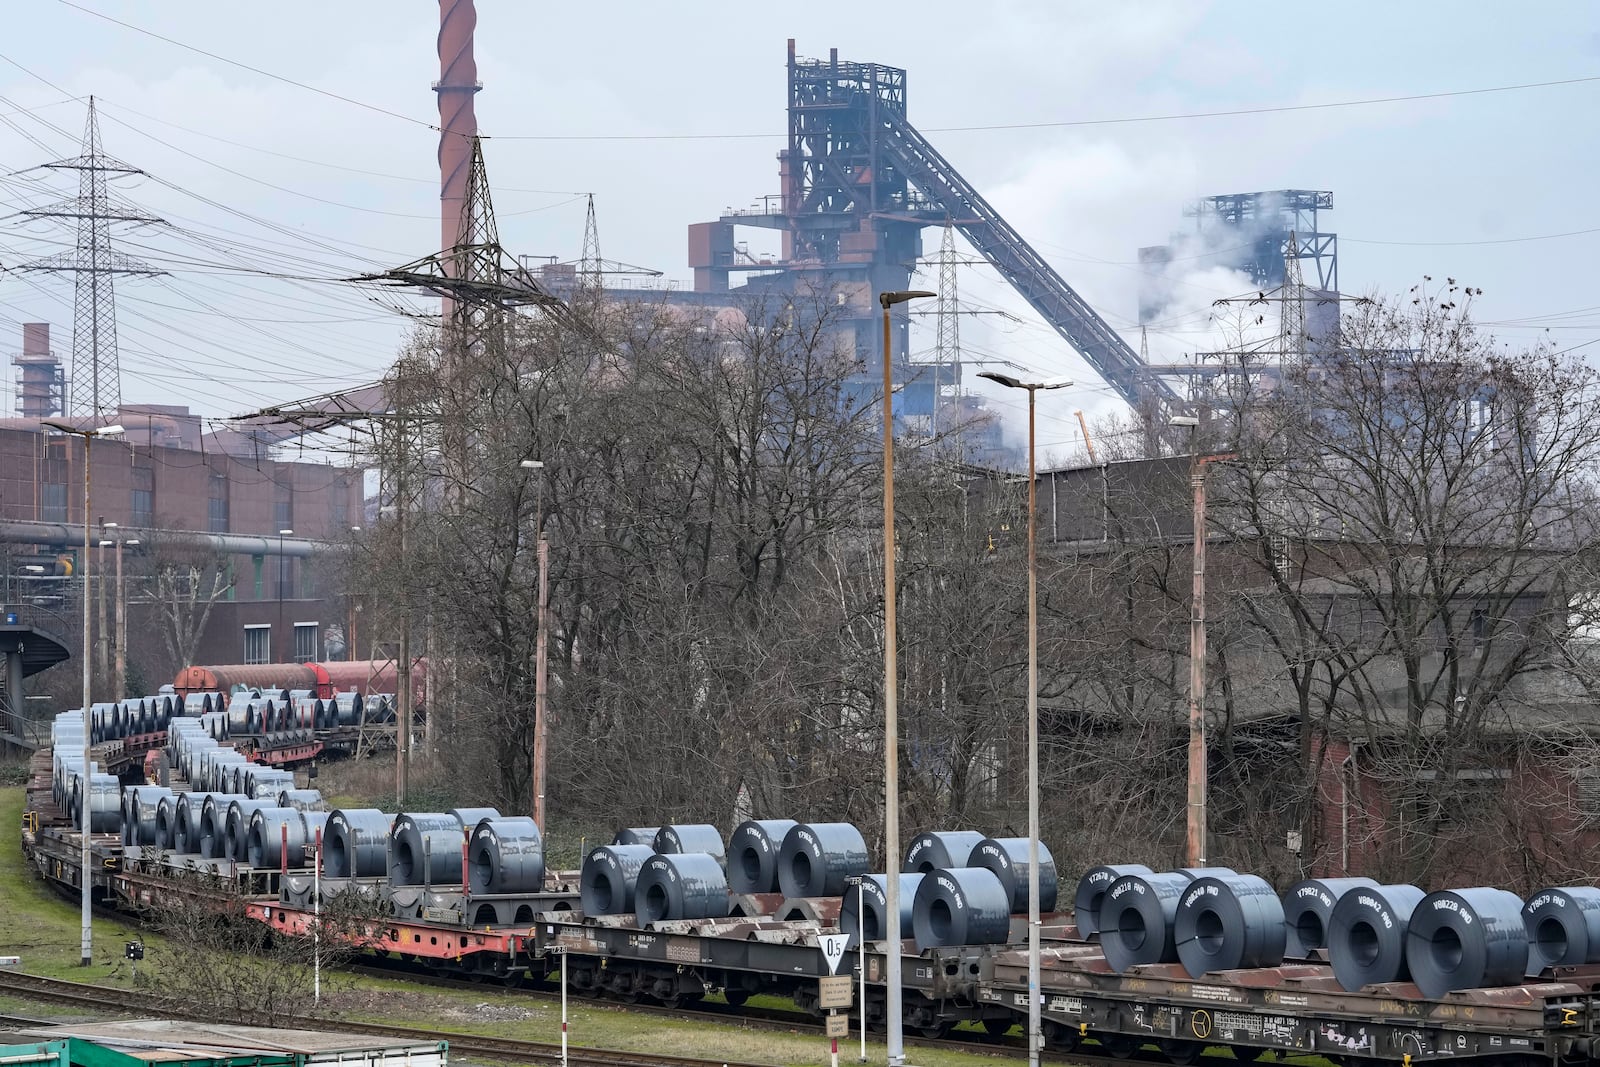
[1, 328, 363, 706]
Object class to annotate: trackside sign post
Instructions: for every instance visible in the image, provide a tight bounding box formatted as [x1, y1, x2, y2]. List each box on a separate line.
[819, 933, 854, 1067]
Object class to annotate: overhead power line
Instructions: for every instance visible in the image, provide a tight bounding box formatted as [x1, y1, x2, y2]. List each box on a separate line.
[38, 4, 1600, 142]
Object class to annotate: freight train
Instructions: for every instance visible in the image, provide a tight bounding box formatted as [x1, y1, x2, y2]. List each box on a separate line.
[20, 698, 1600, 1066]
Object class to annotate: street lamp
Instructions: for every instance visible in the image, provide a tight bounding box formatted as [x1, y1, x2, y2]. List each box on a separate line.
[1168, 414, 1224, 868]
[40, 418, 123, 969]
[519, 458, 550, 834]
[977, 371, 1070, 1067]
[877, 288, 934, 1067]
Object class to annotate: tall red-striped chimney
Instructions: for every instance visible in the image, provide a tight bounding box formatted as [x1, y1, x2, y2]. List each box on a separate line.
[435, 0, 480, 260]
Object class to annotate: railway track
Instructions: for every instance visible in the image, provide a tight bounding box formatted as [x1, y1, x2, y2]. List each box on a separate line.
[0, 970, 777, 1067]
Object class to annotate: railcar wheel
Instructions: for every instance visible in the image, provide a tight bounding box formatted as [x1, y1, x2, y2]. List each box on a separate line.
[1232, 1047, 1267, 1061]
[1160, 1039, 1204, 1064]
[1043, 1021, 1080, 1052]
[1100, 1035, 1141, 1059]
[722, 989, 750, 1007]
[982, 1018, 1014, 1039]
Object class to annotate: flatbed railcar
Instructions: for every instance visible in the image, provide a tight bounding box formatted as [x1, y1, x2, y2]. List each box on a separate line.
[21, 737, 1600, 1066]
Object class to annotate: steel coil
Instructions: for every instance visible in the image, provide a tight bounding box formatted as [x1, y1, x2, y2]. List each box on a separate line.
[912, 867, 1012, 949]
[325, 808, 393, 878]
[122, 785, 172, 847]
[391, 812, 468, 887]
[1099, 871, 1193, 972]
[653, 824, 726, 862]
[333, 691, 363, 726]
[246, 807, 309, 868]
[279, 789, 326, 811]
[226, 798, 276, 862]
[448, 807, 501, 833]
[199, 793, 245, 858]
[154, 794, 180, 850]
[777, 822, 869, 899]
[1174, 873, 1287, 976]
[727, 819, 797, 894]
[612, 826, 659, 846]
[469, 817, 546, 894]
[903, 831, 986, 873]
[173, 792, 217, 854]
[1405, 888, 1527, 998]
[1327, 883, 1426, 991]
[1074, 864, 1155, 937]
[1282, 877, 1380, 959]
[971, 836, 1059, 913]
[636, 852, 730, 923]
[1524, 887, 1600, 974]
[1175, 866, 1238, 881]
[301, 811, 331, 852]
[580, 844, 654, 915]
[840, 873, 922, 948]
[81, 774, 121, 834]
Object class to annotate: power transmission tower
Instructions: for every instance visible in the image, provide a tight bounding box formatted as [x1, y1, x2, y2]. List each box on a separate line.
[578, 193, 603, 293]
[19, 97, 164, 420]
[932, 220, 961, 442]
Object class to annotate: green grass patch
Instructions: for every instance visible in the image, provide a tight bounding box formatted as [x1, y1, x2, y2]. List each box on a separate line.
[0, 787, 150, 980]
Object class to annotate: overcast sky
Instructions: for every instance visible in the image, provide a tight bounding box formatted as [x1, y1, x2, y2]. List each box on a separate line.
[2, 1, 1596, 456]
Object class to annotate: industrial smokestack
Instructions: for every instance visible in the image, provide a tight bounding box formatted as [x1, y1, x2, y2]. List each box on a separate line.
[435, 0, 480, 262]
[13, 323, 64, 419]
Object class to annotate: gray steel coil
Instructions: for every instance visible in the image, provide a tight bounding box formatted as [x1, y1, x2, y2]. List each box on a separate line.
[727, 819, 797, 894]
[777, 822, 868, 899]
[199, 793, 246, 859]
[971, 836, 1059, 913]
[246, 806, 310, 869]
[301, 811, 331, 850]
[580, 844, 654, 915]
[334, 692, 363, 726]
[154, 794, 180, 850]
[468, 817, 545, 894]
[226, 798, 275, 862]
[279, 789, 326, 811]
[903, 831, 986, 873]
[1281, 877, 1380, 959]
[391, 812, 468, 887]
[653, 824, 727, 862]
[122, 785, 172, 847]
[173, 792, 218, 854]
[840, 873, 922, 948]
[636, 852, 730, 923]
[1405, 888, 1527, 998]
[612, 826, 659, 847]
[1173, 873, 1287, 976]
[448, 807, 501, 831]
[1524, 887, 1600, 974]
[1176, 866, 1239, 880]
[1327, 883, 1426, 991]
[1099, 871, 1194, 972]
[324, 809, 393, 878]
[247, 768, 295, 800]
[1074, 864, 1155, 937]
[912, 866, 1012, 949]
[79, 773, 121, 834]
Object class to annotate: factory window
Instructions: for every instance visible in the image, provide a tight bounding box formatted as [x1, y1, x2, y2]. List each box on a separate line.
[208, 472, 229, 533]
[276, 558, 295, 601]
[130, 490, 154, 528]
[243, 625, 271, 665]
[332, 480, 350, 530]
[40, 482, 67, 523]
[274, 477, 294, 534]
[251, 555, 264, 600]
[294, 623, 319, 662]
